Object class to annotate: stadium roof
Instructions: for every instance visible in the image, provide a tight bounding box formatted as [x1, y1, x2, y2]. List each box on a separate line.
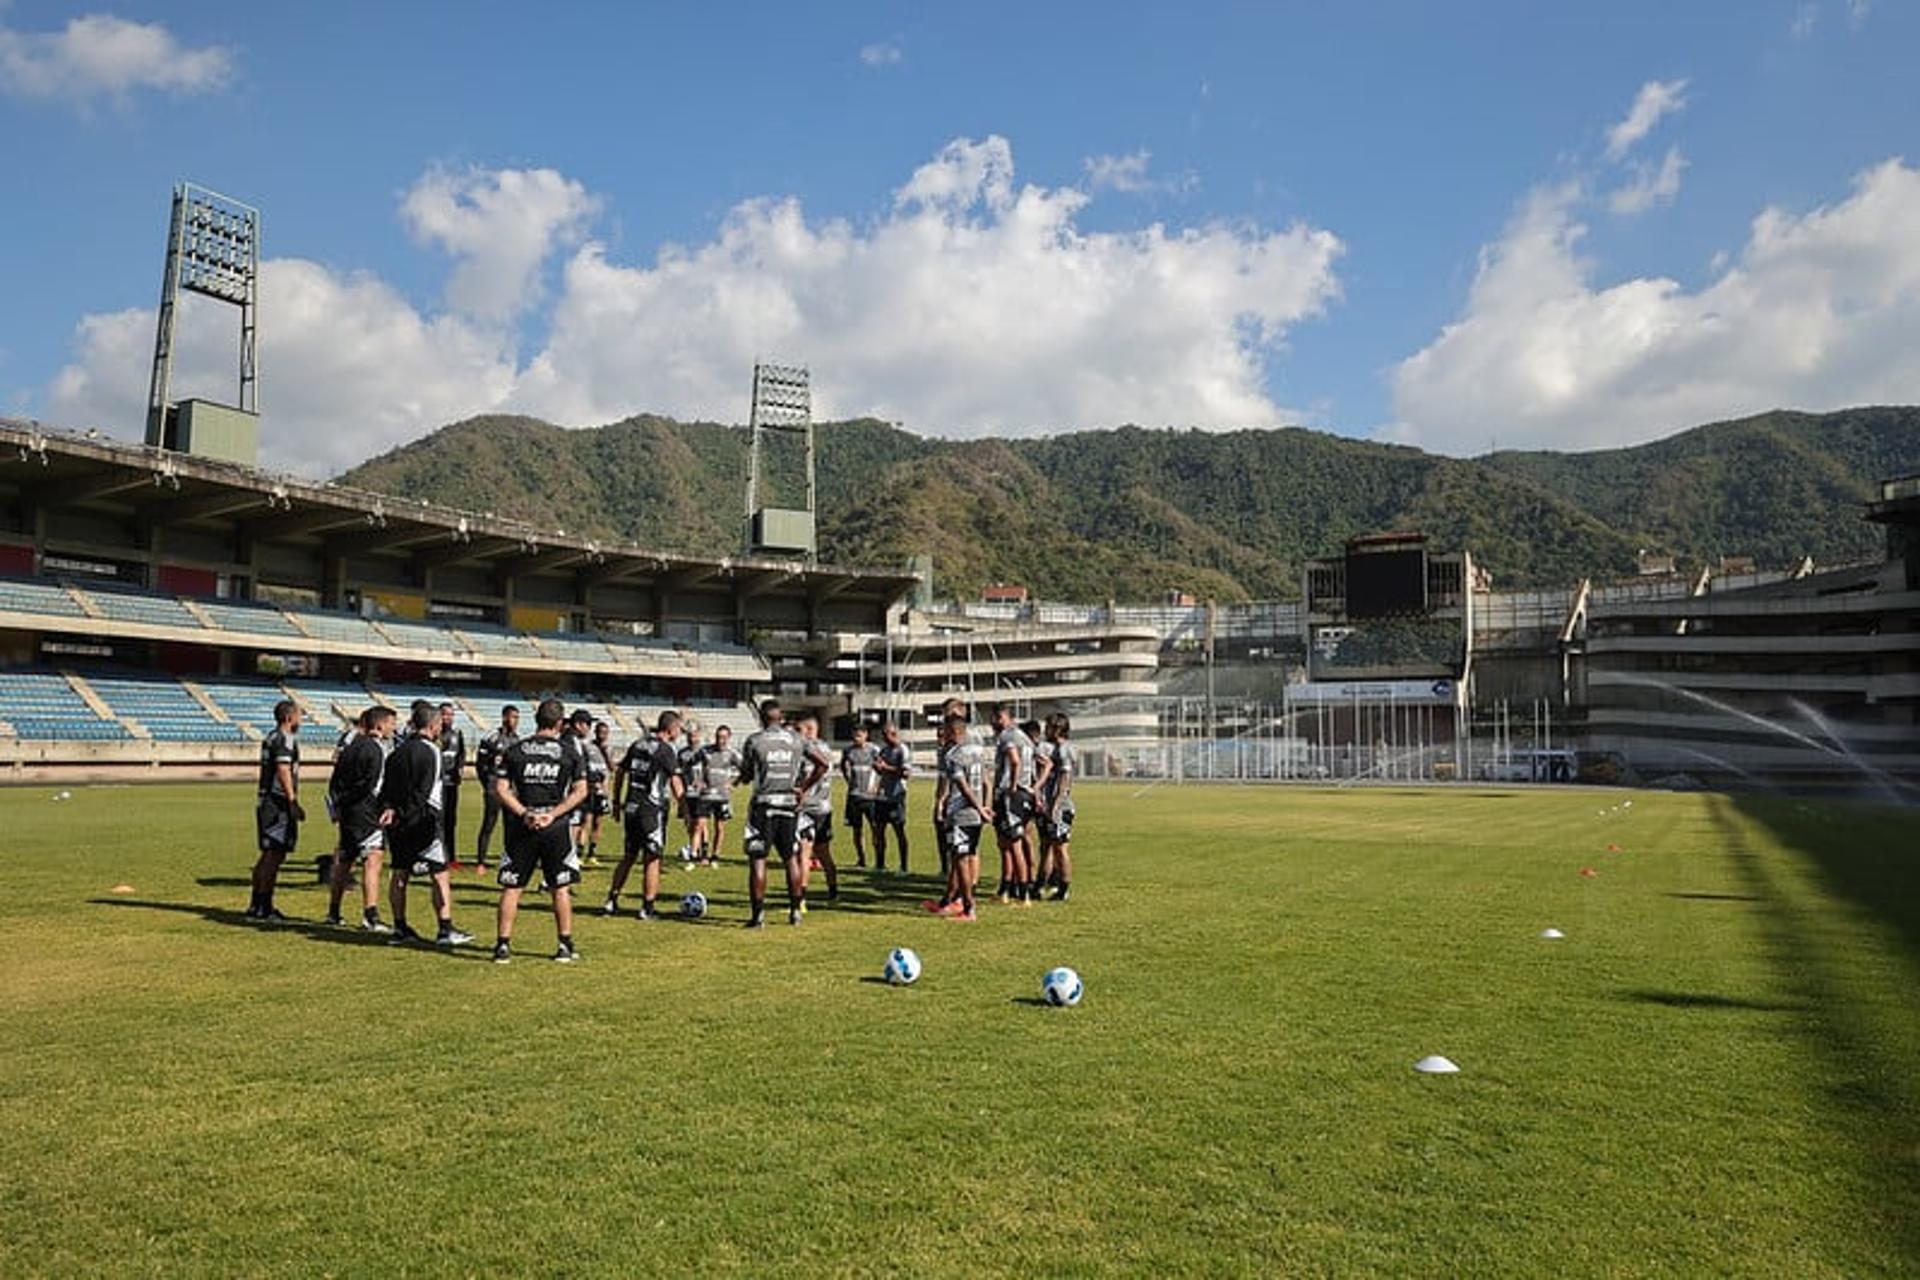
[0, 419, 919, 618]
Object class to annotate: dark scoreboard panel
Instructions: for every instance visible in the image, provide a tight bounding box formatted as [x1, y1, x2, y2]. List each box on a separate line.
[1345, 547, 1427, 618]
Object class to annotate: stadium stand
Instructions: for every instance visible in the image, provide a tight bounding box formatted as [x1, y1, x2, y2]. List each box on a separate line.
[0, 578, 86, 618]
[195, 679, 292, 737]
[198, 599, 306, 639]
[0, 670, 128, 741]
[88, 674, 247, 743]
[74, 583, 200, 630]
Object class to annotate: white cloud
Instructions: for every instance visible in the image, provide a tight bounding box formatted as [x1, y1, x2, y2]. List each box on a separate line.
[1607, 146, 1688, 215]
[1792, 3, 1819, 38]
[47, 261, 515, 476]
[858, 38, 902, 66]
[1604, 79, 1687, 160]
[44, 140, 1343, 473]
[0, 13, 230, 104]
[1389, 159, 1920, 453]
[1849, 0, 1873, 28]
[1083, 149, 1197, 196]
[509, 135, 1341, 439]
[401, 166, 599, 322]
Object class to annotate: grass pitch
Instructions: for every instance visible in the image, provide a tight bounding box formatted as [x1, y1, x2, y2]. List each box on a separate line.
[2, 780, 1916, 1277]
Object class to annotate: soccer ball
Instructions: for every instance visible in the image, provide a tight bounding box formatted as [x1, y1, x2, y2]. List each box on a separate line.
[883, 947, 921, 985]
[1042, 966, 1083, 1007]
[680, 892, 707, 919]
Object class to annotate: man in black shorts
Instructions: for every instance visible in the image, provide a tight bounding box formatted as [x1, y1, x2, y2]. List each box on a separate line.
[932, 712, 988, 920]
[248, 698, 305, 922]
[840, 723, 878, 868]
[693, 724, 741, 865]
[795, 710, 839, 904]
[473, 704, 520, 871]
[562, 709, 595, 867]
[326, 704, 395, 931]
[989, 704, 1037, 905]
[379, 702, 474, 947]
[585, 719, 614, 866]
[436, 703, 466, 869]
[870, 721, 911, 874]
[675, 723, 705, 860]
[492, 697, 589, 964]
[604, 710, 684, 920]
[738, 699, 826, 928]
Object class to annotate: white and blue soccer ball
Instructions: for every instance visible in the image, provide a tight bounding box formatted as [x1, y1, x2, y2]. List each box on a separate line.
[883, 947, 922, 986]
[679, 891, 707, 919]
[1042, 966, 1083, 1007]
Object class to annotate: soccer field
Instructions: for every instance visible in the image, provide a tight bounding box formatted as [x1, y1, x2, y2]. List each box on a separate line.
[2, 781, 1915, 1277]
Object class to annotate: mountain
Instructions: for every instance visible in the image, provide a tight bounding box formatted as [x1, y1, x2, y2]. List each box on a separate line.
[336, 407, 1920, 602]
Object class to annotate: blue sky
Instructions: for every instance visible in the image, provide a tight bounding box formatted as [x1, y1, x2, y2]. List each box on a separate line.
[3, 1, 1917, 472]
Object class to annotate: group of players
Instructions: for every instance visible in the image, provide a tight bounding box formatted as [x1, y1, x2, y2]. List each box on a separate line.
[243, 691, 1077, 963]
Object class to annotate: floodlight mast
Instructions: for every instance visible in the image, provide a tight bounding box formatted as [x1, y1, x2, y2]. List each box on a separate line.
[743, 362, 817, 556]
[145, 182, 259, 448]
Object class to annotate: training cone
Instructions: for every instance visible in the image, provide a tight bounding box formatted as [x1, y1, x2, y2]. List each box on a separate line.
[1579, 867, 1599, 878]
[1607, 843, 1622, 852]
[1540, 927, 1565, 939]
[1413, 1055, 1460, 1074]
[110, 884, 135, 894]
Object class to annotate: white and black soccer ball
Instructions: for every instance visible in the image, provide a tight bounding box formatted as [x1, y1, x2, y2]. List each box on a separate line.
[1042, 966, 1083, 1007]
[883, 947, 921, 986]
[680, 892, 707, 919]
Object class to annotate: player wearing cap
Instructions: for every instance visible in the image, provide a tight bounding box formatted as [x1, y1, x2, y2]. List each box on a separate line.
[491, 697, 589, 964]
[604, 710, 684, 920]
[737, 699, 827, 928]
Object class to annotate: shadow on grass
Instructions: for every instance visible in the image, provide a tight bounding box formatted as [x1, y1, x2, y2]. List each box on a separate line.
[1711, 794, 1920, 1268]
[1666, 891, 1763, 902]
[89, 898, 495, 962]
[1619, 989, 1804, 1013]
[1008, 996, 1053, 1008]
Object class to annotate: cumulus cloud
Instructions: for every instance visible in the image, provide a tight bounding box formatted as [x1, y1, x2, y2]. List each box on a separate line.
[1607, 146, 1687, 215]
[1604, 79, 1687, 160]
[47, 261, 516, 475]
[1389, 159, 1920, 453]
[1791, 3, 1819, 38]
[858, 38, 902, 66]
[45, 139, 1343, 473]
[509, 135, 1342, 437]
[0, 13, 230, 104]
[1083, 149, 1197, 197]
[401, 166, 599, 322]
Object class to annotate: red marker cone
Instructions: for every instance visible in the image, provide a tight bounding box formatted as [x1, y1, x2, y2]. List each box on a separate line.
[1579, 867, 1599, 878]
[1606, 843, 1622, 852]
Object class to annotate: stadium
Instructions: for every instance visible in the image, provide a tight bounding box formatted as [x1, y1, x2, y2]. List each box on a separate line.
[6, 19, 1920, 1274]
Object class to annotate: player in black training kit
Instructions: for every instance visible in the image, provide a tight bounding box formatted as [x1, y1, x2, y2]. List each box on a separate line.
[795, 710, 839, 904]
[247, 699, 305, 922]
[605, 710, 684, 920]
[584, 719, 614, 866]
[839, 722, 877, 868]
[869, 721, 911, 873]
[327, 705, 396, 931]
[563, 710, 595, 867]
[378, 702, 473, 947]
[692, 724, 741, 865]
[473, 704, 520, 871]
[989, 704, 1038, 905]
[738, 700, 827, 928]
[492, 697, 589, 963]
[436, 703, 466, 869]
[675, 723, 704, 860]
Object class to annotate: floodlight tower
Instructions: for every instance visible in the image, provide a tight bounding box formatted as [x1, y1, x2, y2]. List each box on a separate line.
[145, 181, 261, 466]
[743, 361, 817, 556]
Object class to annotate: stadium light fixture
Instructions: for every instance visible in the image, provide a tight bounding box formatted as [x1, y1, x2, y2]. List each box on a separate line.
[145, 182, 260, 465]
[743, 362, 817, 557]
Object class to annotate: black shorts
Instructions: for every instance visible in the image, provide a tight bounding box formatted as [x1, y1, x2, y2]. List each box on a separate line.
[1042, 809, 1075, 844]
[870, 795, 905, 827]
[256, 796, 298, 854]
[844, 795, 874, 827]
[802, 810, 833, 847]
[624, 800, 668, 859]
[338, 819, 384, 860]
[389, 814, 447, 877]
[501, 815, 581, 891]
[589, 792, 612, 818]
[743, 802, 800, 862]
[694, 796, 732, 821]
[993, 790, 1034, 839]
[945, 821, 983, 860]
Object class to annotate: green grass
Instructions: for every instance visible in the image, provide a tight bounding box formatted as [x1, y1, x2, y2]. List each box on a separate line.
[2, 781, 1916, 1277]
